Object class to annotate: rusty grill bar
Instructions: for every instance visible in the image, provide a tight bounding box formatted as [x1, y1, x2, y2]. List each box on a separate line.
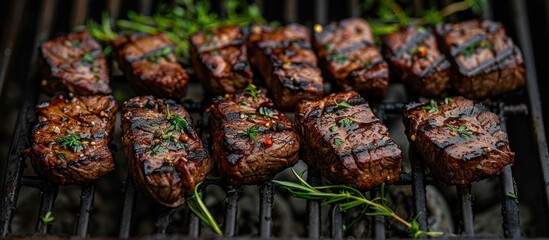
[0, 0, 548, 238]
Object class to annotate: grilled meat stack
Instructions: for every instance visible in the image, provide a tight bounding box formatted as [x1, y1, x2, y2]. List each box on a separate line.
[312, 18, 389, 98]
[247, 24, 323, 111]
[113, 33, 189, 99]
[121, 96, 211, 208]
[208, 85, 300, 185]
[403, 97, 514, 185]
[190, 26, 253, 94]
[39, 31, 112, 96]
[383, 26, 451, 97]
[434, 19, 525, 99]
[28, 95, 117, 185]
[295, 91, 402, 190]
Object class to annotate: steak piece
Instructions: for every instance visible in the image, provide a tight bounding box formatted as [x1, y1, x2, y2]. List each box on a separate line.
[190, 26, 253, 94]
[402, 96, 514, 185]
[247, 24, 323, 111]
[382, 26, 451, 97]
[113, 33, 189, 99]
[28, 94, 117, 185]
[312, 18, 389, 98]
[121, 96, 211, 208]
[39, 31, 111, 96]
[434, 19, 525, 99]
[208, 84, 300, 185]
[295, 91, 402, 190]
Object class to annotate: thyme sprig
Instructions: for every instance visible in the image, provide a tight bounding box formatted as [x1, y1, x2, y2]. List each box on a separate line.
[186, 182, 223, 236]
[244, 84, 261, 102]
[447, 124, 473, 139]
[273, 169, 444, 238]
[166, 104, 189, 133]
[242, 125, 260, 143]
[55, 132, 84, 152]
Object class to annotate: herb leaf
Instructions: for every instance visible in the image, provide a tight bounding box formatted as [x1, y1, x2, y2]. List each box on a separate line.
[334, 138, 344, 147]
[41, 211, 55, 225]
[244, 84, 261, 102]
[333, 100, 352, 109]
[81, 53, 95, 65]
[166, 104, 189, 133]
[242, 125, 260, 143]
[330, 126, 338, 132]
[337, 118, 355, 128]
[444, 97, 454, 104]
[186, 182, 223, 236]
[447, 124, 473, 139]
[55, 132, 84, 152]
[258, 106, 275, 117]
[507, 191, 518, 199]
[421, 99, 439, 113]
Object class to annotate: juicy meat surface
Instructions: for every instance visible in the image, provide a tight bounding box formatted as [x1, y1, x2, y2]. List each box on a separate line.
[247, 24, 323, 111]
[295, 91, 402, 190]
[434, 19, 525, 99]
[208, 85, 300, 185]
[113, 33, 189, 99]
[122, 96, 211, 208]
[29, 95, 117, 185]
[313, 18, 389, 98]
[403, 96, 514, 185]
[190, 26, 253, 94]
[383, 26, 451, 97]
[39, 31, 112, 96]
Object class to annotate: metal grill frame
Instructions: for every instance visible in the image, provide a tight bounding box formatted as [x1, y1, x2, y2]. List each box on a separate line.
[0, 0, 548, 238]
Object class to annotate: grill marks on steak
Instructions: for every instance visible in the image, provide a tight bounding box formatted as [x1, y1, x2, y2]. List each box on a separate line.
[39, 31, 112, 96]
[383, 26, 451, 97]
[295, 91, 402, 190]
[247, 24, 323, 111]
[403, 96, 514, 185]
[29, 95, 117, 185]
[434, 19, 525, 99]
[313, 18, 389, 98]
[208, 85, 300, 185]
[190, 26, 253, 94]
[121, 96, 211, 208]
[113, 33, 189, 99]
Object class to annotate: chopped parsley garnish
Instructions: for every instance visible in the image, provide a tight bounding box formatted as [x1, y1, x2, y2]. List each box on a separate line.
[333, 100, 352, 109]
[242, 125, 260, 143]
[460, 41, 494, 59]
[81, 53, 95, 65]
[244, 84, 261, 102]
[444, 97, 454, 104]
[55, 132, 83, 152]
[421, 99, 439, 113]
[323, 43, 332, 51]
[334, 138, 344, 147]
[329, 52, 348, 64]
[447, 124, 473, 139]
[330, 126, 338, 132]
[166, 104, 189, 133]
[337, 118, 355, 128]
[258, 106, 275, 117]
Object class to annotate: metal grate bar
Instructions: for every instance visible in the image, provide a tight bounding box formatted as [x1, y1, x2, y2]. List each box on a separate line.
[75, 183, 96, 237]
[410, 149, 428, 231]
[119, 177, 136, 239]
[187, 207, 200, 237]
[70, 0, 89, 29]
[0, 0, 27, 94]
[306, 169, 321, 238]
[457, 185, 475, 235]
[331, 206, 343, 239]
[223, 187, 240, 237]
[315, 0, 328, 25]
[258, 180, 274, 238]
[35, 186, 58, 235]
[284, 0, 298, 23]
[154, 207, 173, 234]
[372, 190, 386, 240]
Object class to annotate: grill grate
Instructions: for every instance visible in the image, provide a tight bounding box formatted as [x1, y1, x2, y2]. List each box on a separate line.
[1, 0, 548, 238]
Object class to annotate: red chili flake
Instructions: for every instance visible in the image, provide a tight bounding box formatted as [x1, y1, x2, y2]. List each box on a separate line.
[263, 137, 272, 147]
[342, 29, 351, 38]
[416, 46, 428, 58]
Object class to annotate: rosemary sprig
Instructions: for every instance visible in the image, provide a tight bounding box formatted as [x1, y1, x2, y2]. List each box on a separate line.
[186, 182, 223, 236]
[55, 132, 84, 152]
[273, 169, 444, 238]
[242, 125, 260, 143]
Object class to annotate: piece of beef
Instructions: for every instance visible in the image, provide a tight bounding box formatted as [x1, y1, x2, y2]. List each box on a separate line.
[295, 91, 402, 190]
[312, 18, 389, 98]
[382, 26, 451, 97]
[39, 31, 112, 96]
[402, 96, 514, 185]
[121, 96, 211, 208]
[247, 24, 323, 111]
[190, 26, 253, 94]
[28, 94, 117, 185]
[113, 33, 189, 99]
[208, 84, 300, 185]
[434, 19, 525, 99]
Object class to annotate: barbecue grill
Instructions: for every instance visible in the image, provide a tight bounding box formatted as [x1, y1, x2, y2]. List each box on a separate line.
[1, 0, 549, 238]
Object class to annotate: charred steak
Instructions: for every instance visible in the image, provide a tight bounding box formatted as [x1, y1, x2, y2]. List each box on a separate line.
[121, 96, 211, 208]
[434, 19, 525, 99]
[312, 18, 389, 98]
[28, 94, 117, 185]
[403, 96, 514, 185]
[190, 26, 253, 94]
[295, 91, 402, 190]
[382, 26, 451, 97]
[113, 33, 189, 99]
[208, 84, 300, 185]
[39, 31, 112, 96]
[247, 24, 323, 111]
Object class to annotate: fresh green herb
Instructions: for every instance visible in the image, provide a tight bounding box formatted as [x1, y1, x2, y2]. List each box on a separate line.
[102, 45, 113, 57]
[87, 12, 118, 41]
[91, 66, 101, 73]
[507, 191, 518, 199]
[71, 40, 81, 48]
[337, 118, 356, 128]
[447, 124, 473, 139]
[334, 138, 344, 147]
[460, 41, 493, 59]
[186, 182, 223, 236]
[323, 43, 332, 51]
[421, 99, 439, 113]
[444, 97, 454, 104]
[330, 126, 338, 132]
[166, 104, 189, 133]
[41, 211, 55, 225]
[146, 47, 172, 64]
[242, 125, 260, 143]
[273, 169, 444, 239]
[55, 132, 84, 152]
[329, 52, 348, 64]
[258, 106, 275, 117]
[362, 61, 371, 68]
[81, 53, 94, 65]
[333, 100, 352, 110]
[55, 152, 67, 160]
[149, 141, 166, 156]
[244, 84, 261, 102]
[238, 101, 249, 106]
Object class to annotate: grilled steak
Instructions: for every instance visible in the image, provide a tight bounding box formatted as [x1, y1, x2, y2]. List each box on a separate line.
[113, 33, 189, 99]
[434, 19, 525, 99]
[403, 96, 514, 185]
[190, 26, 253, 94]
[121, 96, 210, 208]
[382, 26, 451, 97]
[295, 91, 402, 190]
[247, 24, 323, 111]
[28, 94, 117, 185]
[208, 84, 300, 185]
[312, 18, 389, 98]
[39, 31, 111, 96]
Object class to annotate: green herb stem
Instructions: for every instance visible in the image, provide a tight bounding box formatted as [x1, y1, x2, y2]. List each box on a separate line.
[186, 182, 223, 236]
